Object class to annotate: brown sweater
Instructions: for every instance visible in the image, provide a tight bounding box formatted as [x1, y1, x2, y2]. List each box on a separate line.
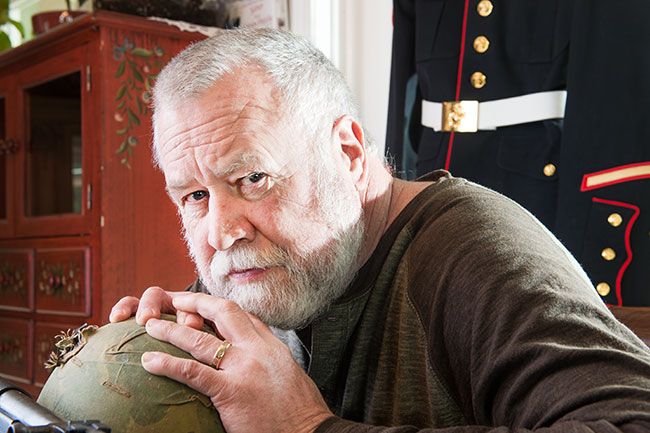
[308, 172, 650, 432]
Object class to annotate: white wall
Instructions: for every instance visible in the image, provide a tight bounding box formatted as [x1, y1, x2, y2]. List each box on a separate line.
[339, 0, 392, 152]
[290, 0, 393, 153]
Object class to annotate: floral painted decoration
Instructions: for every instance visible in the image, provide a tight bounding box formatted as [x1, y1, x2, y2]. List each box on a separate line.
[113, 36, 166, 168]
[0, 336, 24, 364]
[38, 261, 81, 302]
[0, 262, 26, 296]
[36, 333, 55, 373]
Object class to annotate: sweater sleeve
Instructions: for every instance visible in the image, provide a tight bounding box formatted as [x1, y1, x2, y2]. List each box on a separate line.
[315, 417, 650, 433]
[317, 181, 650, 433]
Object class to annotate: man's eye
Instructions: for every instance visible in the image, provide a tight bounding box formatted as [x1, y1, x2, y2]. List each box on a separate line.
[238, 172, 274, 200]
[185, 190, 208, 203]
[242, 172, 266, 185]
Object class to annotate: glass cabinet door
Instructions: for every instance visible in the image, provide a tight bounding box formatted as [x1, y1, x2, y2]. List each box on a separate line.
[15, 46, 92, 237]
[0, 94, 6, 222]
[0, 76, 16, 239]
[25, 72, 83, 218]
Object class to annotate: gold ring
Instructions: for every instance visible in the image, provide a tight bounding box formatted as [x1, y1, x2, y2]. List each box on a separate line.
[211, 340, 232, 370]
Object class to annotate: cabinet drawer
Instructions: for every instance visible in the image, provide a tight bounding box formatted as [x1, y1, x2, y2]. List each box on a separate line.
[0, 249, 33, 311]
[35, 247, 90, 316]
[34, 321, 83, 386]
[0, 318, 31, 383]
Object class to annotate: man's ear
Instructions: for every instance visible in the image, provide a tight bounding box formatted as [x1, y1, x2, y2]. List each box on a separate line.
[332, 115, 367, 188]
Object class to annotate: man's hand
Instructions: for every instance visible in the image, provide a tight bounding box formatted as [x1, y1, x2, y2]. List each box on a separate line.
[140, 292, 333, 433]
[109, 286, 204, 329]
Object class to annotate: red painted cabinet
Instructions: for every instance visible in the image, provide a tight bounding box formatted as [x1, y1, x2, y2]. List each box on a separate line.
[0, 12, 201, 395]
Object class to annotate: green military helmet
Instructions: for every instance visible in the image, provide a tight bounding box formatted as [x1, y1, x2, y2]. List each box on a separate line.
[37, 315, 225, 433]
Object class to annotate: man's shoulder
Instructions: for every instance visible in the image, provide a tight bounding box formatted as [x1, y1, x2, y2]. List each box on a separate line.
[399, 172, 591, 299]
[405, 172, 540, 236]
[382, 170, 550, 271]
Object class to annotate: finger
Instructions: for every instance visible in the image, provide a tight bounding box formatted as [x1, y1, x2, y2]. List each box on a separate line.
[245, 312, 275, 340]
[172, 294, 257, 340]
[109, 296, 140, 323]
[136, 286, 177, 325]
[176, 310, 205, 330]
[141, 351, 223, 398]
[169, 292, 212, 331]
[145, 318, 220, 364]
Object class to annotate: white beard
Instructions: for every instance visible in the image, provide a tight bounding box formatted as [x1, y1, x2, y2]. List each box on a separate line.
[185, 164, 365, 330]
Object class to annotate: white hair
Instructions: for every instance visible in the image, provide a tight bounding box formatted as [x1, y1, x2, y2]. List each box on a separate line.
[152, 27, 379, 165]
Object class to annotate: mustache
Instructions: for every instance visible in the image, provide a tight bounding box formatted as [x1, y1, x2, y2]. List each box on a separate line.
[210, 244, 292, 277]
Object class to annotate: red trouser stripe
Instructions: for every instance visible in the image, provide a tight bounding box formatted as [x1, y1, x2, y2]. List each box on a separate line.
[444, 0, 471, 171]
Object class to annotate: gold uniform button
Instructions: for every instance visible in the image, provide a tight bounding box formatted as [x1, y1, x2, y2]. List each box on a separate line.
[473, 36, 490, 53]
[470, 71, 487, 89]
[596, 282, 611, 297]
[601, 247, 616, 261]
[607, 213, 623, 227]
[477, 0, 494, 17]
[543, 163, 556, 177]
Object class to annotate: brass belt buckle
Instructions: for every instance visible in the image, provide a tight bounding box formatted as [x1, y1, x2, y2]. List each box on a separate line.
[442, 100, 479, 132]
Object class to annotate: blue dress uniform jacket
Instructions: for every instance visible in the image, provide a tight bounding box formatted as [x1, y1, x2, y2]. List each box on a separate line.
[555, 3, 650, 306]
[387, 0, 573, 230]
[386, 0, 650, 306]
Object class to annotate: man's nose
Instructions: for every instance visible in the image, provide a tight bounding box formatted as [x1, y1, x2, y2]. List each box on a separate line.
[207, 195, 255, 251]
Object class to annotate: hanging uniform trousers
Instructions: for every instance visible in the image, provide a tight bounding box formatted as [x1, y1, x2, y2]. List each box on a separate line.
[386, 0, 650, 306]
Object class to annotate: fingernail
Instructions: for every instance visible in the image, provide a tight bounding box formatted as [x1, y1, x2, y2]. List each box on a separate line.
[141, 352, 153, 364]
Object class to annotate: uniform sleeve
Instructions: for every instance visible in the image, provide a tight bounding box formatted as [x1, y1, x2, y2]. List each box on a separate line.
[315, 183, 650, 433]
[385, 0, 417, 173]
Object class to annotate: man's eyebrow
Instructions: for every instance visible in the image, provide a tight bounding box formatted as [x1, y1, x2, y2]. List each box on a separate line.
[221, 152, 262, 176]
[165, 152, 266, 192]
[165, 182, 192, 195]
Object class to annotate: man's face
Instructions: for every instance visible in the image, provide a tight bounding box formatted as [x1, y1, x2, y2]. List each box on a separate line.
[156, 69, 365, 329]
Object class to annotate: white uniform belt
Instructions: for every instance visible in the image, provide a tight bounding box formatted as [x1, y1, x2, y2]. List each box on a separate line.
[421, 90, 567, 132]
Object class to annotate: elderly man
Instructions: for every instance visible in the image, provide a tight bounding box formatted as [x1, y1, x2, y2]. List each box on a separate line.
[110, 29, 650, 433]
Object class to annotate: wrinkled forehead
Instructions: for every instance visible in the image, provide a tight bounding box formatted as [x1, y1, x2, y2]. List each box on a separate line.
[154, 68, 291, 166]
